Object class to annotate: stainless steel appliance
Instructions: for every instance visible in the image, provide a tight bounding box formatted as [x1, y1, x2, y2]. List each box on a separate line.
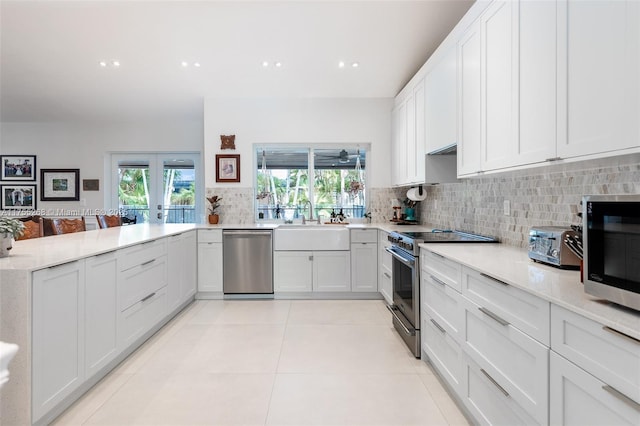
[528, 226, 581, 268]
[583, 195, 640, 311]
[385, 230, 497, 357]
[223, 229, 273, 295]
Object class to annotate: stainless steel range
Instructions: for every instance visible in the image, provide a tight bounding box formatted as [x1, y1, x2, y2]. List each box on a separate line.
[385, 230, 497, 357]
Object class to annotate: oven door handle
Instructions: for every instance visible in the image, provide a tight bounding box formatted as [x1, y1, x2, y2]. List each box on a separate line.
[385, 247, 415, 267]
[386, 305, 416, 336]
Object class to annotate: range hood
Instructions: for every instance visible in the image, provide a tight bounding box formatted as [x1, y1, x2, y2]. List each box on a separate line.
[427, 143, 457, 155]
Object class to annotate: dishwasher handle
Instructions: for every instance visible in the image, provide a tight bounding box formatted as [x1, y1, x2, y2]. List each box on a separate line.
[223, 230, 273, 236]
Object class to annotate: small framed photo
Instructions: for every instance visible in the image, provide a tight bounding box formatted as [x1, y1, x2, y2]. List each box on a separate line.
[216, 154, 240, 183]
[1, 184, 37, 210]
[1, 155, 36, 181]
[40, 169, 80, 201]
[83, 179, 100, 191]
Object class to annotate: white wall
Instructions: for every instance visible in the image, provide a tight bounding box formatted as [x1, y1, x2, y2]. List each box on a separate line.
[0, 120, 203, 214]
[203, 98, 394, 189]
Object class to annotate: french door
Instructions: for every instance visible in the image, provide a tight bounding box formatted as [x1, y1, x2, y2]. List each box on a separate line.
[109, 153, 202, 224]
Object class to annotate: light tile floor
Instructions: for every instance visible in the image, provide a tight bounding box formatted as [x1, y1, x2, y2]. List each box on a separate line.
[53, 300, 470, 425]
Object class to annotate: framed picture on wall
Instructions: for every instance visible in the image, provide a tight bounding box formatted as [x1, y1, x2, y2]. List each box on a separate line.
[40, 169, 80, 201]
[1, 184, 37, 210]
[216, 154, 240, 183]
[1, 155, 36, 181]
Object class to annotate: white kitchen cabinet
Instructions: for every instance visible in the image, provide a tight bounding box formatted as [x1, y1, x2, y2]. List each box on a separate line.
[274, 250, 350, 292]
[457, 19, 482, 177]
[422, 310, 464, 397]
[351, 229, 378, 292]
[32, 260, 86, 422]
[167, 231, 197, 311]
[550, 351, 640, 426]
[391, 102, 407, 186]
[197, 229, 223, 293]
[558, 0, 640, 159]
[421, 271, 463, 342]
[425, 44, 457, 153]
[378, 230, 393, 304]
[84, 252, 118, 379]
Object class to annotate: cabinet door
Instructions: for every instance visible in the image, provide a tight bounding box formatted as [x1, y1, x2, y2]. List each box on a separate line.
[457, 20, 482, 177]
[351, 243, 378, 292]
[274, 251, 313, 292]
[379, 265, 393, 305]
[391, 101, 408, 186]
[550, 351, 640, 425]
[422, 310, 464, 397]
[167, 233, 184, 312]
[32, 261, 85, 422]
[197, 242, 223, 292]
[85, 252, 118, 379]
[517, 0, 558, 165]
[426, 45, 458, 153]
[406, 79, 426, 184]
[558, 0, 640, 158]
[313, 251, 351, 292]
[181, 231, 197, 302]
[481, 0, 518, 171]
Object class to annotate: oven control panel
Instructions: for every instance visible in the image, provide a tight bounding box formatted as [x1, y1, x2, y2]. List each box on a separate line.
[388, 234, 414, 252]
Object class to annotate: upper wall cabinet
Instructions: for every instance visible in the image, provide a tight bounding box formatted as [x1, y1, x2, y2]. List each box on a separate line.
[557, 0, 640, 159]
[425, 45, 457, 154]
[391, 79, 426, 186]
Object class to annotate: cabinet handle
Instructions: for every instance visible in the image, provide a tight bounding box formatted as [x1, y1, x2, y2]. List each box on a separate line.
[480, 272, 509, 286]
[383, 272, 391, 279]
[308, 255, 313, 261]
[430, 275, 446, 287]
[545, 157, 563, 162]
[602, 385, 640, 411]
[95, 250, 116, 258]
[141, 292, 156, 303]
[430, 318, 446, 334]
[478, 307, 510, 327]
[141, 259, 156, 267]
[430, 252, 445, 259]
[48, 260, 79, 270]
[603, 326, 640, 345]
[480, 369, 510, 398]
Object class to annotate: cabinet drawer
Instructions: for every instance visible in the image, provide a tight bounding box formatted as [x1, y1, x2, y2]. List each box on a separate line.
[421, 249, 462, 292]
[422, 310, 464, 396]
[462, 296, 549, 424]
[118, 238, 167, 272]
[351, 228, 377, 243]
[198, 229, 222, 243]
[118, 288, 168, 350]
[118, 256, 167, 311]
[462, 266, 550, 345]
[550, 351, 640, 425]
[551, 304, 640, 405]
[379, 265, 393, 305]
[462, 353, 538, 426]
[422, 273, 463, 342]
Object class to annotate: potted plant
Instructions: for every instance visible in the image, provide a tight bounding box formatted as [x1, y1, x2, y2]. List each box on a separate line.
[207, 195, 222, 224]
[0, 217, 25, 258]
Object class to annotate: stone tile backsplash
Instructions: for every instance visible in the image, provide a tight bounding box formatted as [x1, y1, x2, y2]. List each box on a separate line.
[208, 153, 640, 248]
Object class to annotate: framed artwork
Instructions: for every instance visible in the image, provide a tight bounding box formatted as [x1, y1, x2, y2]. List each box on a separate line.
[216, 154, 240, 183]
[1, 155, 36, 181]
[83, 179, 100, 191]
[40, 169, 80, 201]
[1, 184, 37, 210]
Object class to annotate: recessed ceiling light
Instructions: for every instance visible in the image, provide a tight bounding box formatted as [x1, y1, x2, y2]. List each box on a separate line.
[262, 61, 269, 67]
[194, 62, 201, 67]
[351, 62, 359, 68]
[275, 62, 282, 68]
[99, 61, 107, 67]
[112, 61, 120, 67]
[181, 61, 189, 67]
[338, 61, 345, 68]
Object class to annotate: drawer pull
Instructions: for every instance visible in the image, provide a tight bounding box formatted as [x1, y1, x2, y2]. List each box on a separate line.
[141, 259, 156, 267]
[480, 368, 510, 398]
[478, 307, 510, 327]
[480, 272, 509, 286]
[603, 326, 640, 345]
[430, 318, 446, 334]
[431, 252, 445, 259]
[430, 275, 446, 287]
[602, 385, 640, 411]
[383, 272, 391, 279]
[141, 292, 156, 303]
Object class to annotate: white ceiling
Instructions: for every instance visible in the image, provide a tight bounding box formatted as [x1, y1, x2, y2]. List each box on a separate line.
[0, 0, 474, 122]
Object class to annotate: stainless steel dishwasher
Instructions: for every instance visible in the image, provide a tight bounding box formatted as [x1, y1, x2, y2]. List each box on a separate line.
[222, 229, 273, 295]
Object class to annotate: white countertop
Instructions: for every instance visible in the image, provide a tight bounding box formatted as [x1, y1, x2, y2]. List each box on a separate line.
[419, 242, 640, 341]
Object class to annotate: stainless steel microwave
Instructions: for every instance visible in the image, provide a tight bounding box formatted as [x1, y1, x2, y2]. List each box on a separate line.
[583, 195, 640, 311]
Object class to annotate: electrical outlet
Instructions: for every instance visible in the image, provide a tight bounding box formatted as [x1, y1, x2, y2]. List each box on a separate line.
[433, 199, 438, 210]
[503, 200, 510, 216]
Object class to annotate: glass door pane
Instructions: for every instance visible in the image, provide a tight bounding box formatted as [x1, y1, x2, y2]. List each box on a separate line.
[162, 158, 196, 223]
[117, 162, 151, 224]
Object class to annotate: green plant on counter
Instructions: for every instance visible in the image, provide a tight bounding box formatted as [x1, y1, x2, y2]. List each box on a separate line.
[0, 217, 25, 238]
[207, 195, 222, 214]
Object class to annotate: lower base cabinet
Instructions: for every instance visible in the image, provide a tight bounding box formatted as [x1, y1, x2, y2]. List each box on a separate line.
[550, 351, 640, 425]
[274, 250, 351, 292]
[118, 288, 168, 349]
[422, 310, 464, 396]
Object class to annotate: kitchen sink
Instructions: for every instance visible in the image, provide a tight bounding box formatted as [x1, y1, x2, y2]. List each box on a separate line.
[274, 226, 349, 250]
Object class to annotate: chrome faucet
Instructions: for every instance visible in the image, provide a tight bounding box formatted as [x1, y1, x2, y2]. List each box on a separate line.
[303, 200, 316, 223]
